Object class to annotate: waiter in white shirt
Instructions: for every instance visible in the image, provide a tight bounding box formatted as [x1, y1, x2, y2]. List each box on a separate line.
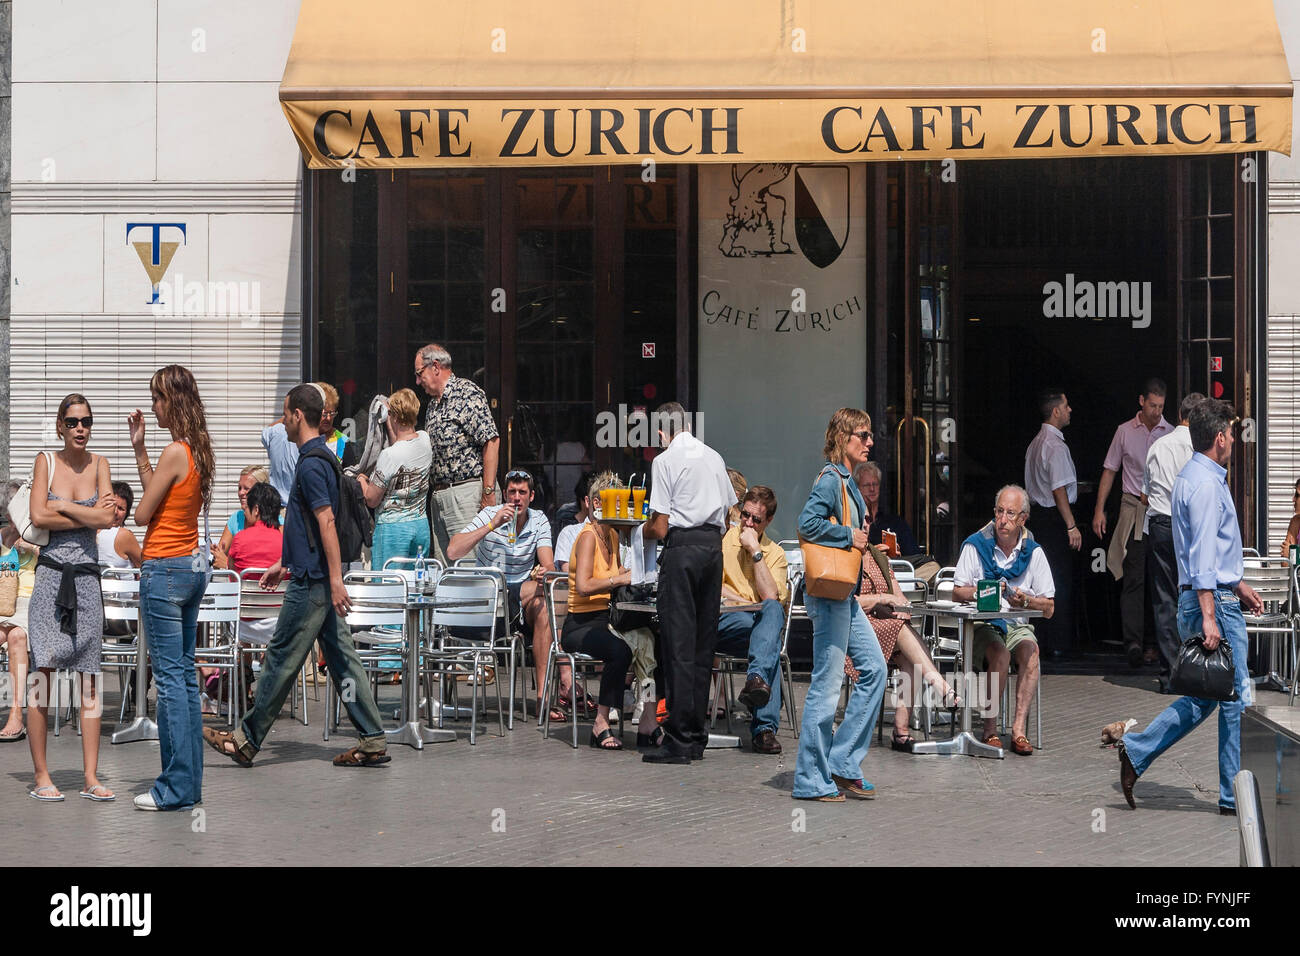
[1140, 392, 1202, 692]
[1024, 388, 1080, 654]
[641, 402, 737, 764]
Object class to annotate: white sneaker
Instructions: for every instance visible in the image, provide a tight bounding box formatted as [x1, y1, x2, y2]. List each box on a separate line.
[133, 792, 161, 812]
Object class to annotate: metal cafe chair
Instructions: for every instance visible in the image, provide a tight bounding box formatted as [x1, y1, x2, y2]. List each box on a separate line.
[539, 574, 618, 749]
[711, 568, 804, 737]
[195, 570, 241, 727]
[324, 571, 408, 741]
[425, 569, 505, 744]
[1242, 555, 1295, 694]
[382, 555, 445, 593]
[233, 568, 310, 726]
[100, 567, 142, 728]
[437, 563, 527, 727]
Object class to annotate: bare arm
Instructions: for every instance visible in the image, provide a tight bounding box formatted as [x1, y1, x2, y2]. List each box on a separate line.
[28, 455, 80, 531]
[447, 507, 511, 561]
[480, 437, 500, 507]
[134, 443, 188, 526]
[214, 526, 235, 569]
[535, 545, 555, 574]
[1283, 515, 1300, 558]
[1054, 487, 1081, 550]
[572, 532, 631, 596]
[314, 504, 351, 615]
[116, 528, 143, 568]
[1092, 468, 1117, 537]
[739, 529, 780, 602]
[953, 585, 975, 603]
[642, 512, 669, 541]
[357, 473, 385, 509]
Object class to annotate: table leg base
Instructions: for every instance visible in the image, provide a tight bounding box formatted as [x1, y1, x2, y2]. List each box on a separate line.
[111, 716, 160, 744]
[385, 721, 456, 750]
[910, 731, 1004, 759]
[706, 733, 742, 749]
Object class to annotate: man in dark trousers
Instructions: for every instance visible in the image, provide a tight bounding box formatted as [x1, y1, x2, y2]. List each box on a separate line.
[203, 383, 392, 768]
[641, 402, 736, 764]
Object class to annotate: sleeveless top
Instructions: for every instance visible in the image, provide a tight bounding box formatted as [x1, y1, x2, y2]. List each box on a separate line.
[97, 527, 131, 568]
[143, 442, 202, 559]
[567, 522, 621, 614]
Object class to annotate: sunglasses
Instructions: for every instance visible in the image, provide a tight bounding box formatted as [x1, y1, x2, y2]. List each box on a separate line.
[63, 416, 94, 430]
[740, 510, 767, 523]
[852, 430, 873, 442]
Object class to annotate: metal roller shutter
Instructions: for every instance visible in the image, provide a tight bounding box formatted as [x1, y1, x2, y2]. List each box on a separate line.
[1266, 314, 1300, 555]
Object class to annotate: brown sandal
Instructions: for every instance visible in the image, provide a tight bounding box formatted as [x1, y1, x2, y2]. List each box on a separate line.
[332, 746, 392, 768]
[202, 727, 253, 767]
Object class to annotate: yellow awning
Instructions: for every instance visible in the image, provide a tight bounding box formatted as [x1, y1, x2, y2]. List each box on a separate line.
[280, 0, 1293, 168]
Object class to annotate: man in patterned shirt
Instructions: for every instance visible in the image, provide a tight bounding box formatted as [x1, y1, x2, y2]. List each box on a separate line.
[414, 343, 501, 564]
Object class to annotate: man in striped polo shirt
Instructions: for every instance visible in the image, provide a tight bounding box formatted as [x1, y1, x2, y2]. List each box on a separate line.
[447, 470, 557, 716]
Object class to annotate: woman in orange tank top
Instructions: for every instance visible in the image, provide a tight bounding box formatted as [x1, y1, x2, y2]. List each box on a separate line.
[128, 365, 214, 812]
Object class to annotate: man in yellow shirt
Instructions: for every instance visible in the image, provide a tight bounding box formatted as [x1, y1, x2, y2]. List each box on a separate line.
[715, 486, 789, 754]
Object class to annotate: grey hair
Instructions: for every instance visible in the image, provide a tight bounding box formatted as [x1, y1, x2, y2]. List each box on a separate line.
[418, 343, 452, 370]
[853, 461, 882, 482]
[995, 484, 1031, 515]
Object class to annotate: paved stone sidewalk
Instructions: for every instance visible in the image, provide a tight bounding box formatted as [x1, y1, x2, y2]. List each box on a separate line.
[0, 673, 1266, 866]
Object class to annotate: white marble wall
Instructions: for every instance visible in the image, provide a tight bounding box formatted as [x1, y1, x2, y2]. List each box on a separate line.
[7, 0, 304, 523]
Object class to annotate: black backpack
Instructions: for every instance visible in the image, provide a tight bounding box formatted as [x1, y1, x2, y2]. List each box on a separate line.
[295, 445, 373, 565]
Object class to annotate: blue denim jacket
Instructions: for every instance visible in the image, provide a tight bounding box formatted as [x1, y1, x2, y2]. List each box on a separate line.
[797, 462, 865, 548]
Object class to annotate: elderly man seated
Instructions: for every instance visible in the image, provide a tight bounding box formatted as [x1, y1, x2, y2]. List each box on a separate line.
[952, 484, 1054, 756]
[448, 469, 580, 720]
[713, 486, 789, 754]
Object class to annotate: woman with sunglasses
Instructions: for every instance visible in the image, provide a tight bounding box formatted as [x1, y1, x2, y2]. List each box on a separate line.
[792, 408, 887, 802]
[128, 365, 215, 812]
[1280, 479, 1300, 560]
[25, 394, 118, 803]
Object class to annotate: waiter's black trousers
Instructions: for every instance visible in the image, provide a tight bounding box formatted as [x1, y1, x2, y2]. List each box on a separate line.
[1030, 504, 1076, 653]
[657, 526, 724, 755]
[1145, 514, 1179, 683]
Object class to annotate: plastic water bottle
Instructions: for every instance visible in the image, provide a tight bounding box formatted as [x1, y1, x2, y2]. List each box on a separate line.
[414, 545, 427, 594]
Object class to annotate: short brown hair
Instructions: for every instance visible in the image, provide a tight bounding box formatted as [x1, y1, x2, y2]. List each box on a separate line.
[744, 485, 777, 520]
[387, 388, 421, 428]
[823, 408, 871, 463]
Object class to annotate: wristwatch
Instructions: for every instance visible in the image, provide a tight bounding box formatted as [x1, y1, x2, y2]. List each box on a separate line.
[751, 550, 763, 563]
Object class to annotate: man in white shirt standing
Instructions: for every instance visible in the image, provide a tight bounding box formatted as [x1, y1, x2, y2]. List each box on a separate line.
[1024, 389, 1080, 655]
[1140, 392, 1203, 693]
[1092, 378, 1174, 669]
[641, 402, 737, 764]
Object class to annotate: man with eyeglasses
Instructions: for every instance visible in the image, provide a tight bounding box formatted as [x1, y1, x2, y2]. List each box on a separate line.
[1024, 388, 1079, 655]
[953, 485, 1054, 756]
[1092, 378, 1174, 670]
[1140, 392, 1203, 692]
[714, 486, 789, 754]
[414, 343, 501, 564]
[447, 469, 556, 716]
[1114, 399, 1263, 815]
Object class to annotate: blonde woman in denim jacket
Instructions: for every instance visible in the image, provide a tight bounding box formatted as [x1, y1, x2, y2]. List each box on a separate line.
[793, 408, 887, 802]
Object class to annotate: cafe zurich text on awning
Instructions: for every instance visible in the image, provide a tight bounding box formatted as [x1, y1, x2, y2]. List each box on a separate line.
[279, 0, 1293, 168]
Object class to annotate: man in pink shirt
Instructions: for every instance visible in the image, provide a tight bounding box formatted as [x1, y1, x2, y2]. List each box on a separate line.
[1091, 379, 1173, 668]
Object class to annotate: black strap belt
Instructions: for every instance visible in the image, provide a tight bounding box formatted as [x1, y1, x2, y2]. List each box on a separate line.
[1180, 584, 1236, 592]
[432, 477, 482, 492]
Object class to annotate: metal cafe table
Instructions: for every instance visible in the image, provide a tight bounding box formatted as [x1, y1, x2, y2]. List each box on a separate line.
[906, 602, 1044, 759]
[611, 597, 766, 750]
[369, 589, 496, 750]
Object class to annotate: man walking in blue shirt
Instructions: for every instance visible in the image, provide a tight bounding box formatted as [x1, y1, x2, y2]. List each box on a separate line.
[1113, 399, 1262, 814]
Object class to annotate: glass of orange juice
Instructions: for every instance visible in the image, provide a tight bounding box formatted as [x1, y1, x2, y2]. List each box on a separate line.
[615, 488, 632, 520]
[600, 489, 619, 520]
[630, 487, 647, 520]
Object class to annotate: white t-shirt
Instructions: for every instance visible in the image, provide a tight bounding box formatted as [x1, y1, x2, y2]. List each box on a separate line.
[954, 535, 1055, 625]
[554, 520, 584, 567]
[97, 528, 132, 569]
[648, 432, 736, 532]
[372, 431, 433, 524]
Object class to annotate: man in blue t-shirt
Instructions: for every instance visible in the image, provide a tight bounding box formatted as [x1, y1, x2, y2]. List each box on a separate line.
[204, 383, 391, 769]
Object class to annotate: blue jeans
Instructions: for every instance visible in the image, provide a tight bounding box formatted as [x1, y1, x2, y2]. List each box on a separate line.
[372, 517, 431, 574]
[1122, 588, 1252, 809]
[793, 594, 887, 798]
[140, 556, 209, 810]
[714, 599, 786, 735]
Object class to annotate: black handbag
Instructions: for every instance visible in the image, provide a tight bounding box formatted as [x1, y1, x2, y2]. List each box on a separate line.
[609, 584, 655, 632]
[1169, 634, 1238, 702]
